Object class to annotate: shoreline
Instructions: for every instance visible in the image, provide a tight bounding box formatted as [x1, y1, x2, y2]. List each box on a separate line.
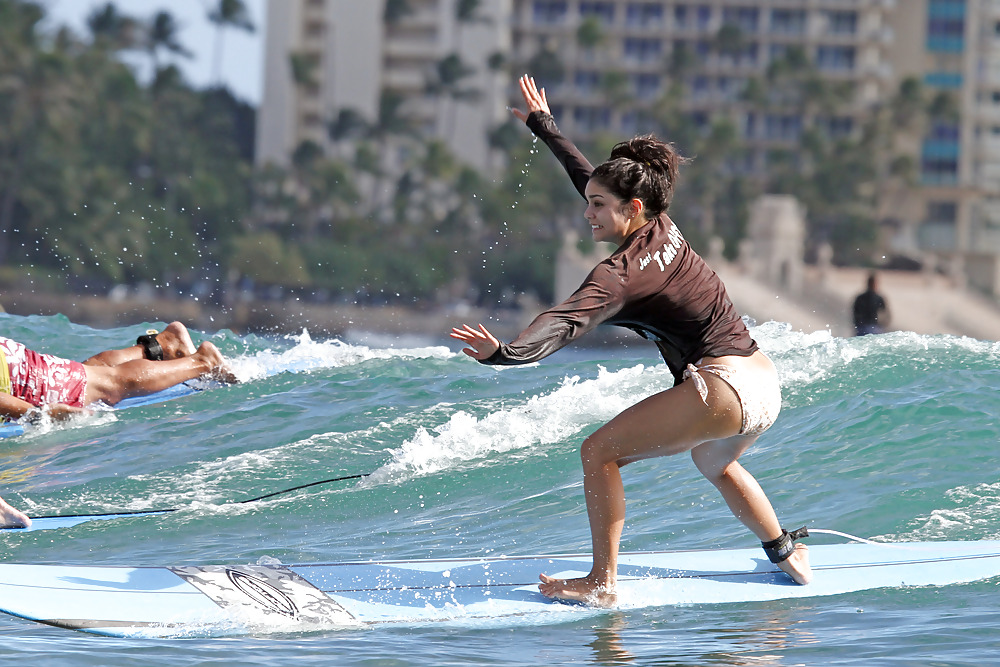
[0, 289, 643, 348]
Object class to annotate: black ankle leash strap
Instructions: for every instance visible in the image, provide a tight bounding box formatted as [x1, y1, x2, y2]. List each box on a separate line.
[761, 526, 809, 563]
[136, 333, 163, 361]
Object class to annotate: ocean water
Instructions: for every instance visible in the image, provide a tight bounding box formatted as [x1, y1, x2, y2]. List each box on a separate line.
[1, 312, 999, 666]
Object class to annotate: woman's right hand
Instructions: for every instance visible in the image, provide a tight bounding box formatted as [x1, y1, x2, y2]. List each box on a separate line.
[510, 74, 551, 123]
[450, 324, 501, 361]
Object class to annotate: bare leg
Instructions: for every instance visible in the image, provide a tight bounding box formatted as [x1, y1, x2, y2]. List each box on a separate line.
[83, 322, 198, 367]
[539, 373, 742, 605]
[538, 352, 811, 604]
[0, 495, 30, 529]
[691, 439, 812, 584]
[83, 341, 229, 406]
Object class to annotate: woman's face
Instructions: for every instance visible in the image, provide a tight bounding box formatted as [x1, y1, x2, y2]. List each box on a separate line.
[584, 179, 638, 246]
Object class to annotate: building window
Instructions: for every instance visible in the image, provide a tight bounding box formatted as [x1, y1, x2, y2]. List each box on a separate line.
[922, 122, 960, 184]
[625, 3, 663, 27]
[674, 4, 712, 31]
[770, 8, 805, 35]
[623, 37, 663, 63]
[928, 121, 960, 143]
[692, 75, 710, 97]
[632, 72, 662, 99]
[533, 0, 568, 25]
[575, 70, 600, 94]
[927, 18, 965, 51]
[921, 158, 959, 185]
[573, 106, 611, 131]
[765, 114, 802, 140]
[717, 76, 746, 101]
[580, 1, 615, 24]
[621, 109, 655, 134]
[816, 45, 855, 71]
[721, 7, 759, 33]
[825, 11, 857, 35]
[927, 0, 966, 52]
[696, 5, 711, 29]
[674, 4, 692, 29]
[726, 43, 759, 67]
[927, 201, 958, 224]
[817, 116, 854, 139]
[925, 71, 963, 88]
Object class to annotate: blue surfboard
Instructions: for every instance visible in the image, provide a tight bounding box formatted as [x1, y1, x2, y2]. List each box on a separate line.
[0, 540, 997, 637]
[7, 509, 173, 532]
[0, 382, 209, 439]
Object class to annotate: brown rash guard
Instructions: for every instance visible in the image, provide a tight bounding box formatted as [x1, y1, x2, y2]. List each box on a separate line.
[482, 111, 757, 385]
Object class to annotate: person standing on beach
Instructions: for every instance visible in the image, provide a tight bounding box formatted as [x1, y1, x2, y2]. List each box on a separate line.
[0, 321, 234, 422]
[451, 76, 810, 606]
[852, 272, 890, 336]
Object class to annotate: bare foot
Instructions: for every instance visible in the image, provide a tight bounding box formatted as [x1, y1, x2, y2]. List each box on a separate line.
[194, 342, 239, 384]
[776, 543, 812, 584]
[156, 322, 198, 360]
[538, 573, 617, 607]
[0, 496, 31, 529]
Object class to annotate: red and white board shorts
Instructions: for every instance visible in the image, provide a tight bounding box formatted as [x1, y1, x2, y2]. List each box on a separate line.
[0, 337, 87, 407]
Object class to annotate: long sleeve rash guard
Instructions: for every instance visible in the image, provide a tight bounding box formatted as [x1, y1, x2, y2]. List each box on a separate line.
[482, 112, 757, 385]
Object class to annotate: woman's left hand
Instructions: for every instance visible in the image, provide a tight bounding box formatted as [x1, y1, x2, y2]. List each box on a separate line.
[450, 324, 501, 360]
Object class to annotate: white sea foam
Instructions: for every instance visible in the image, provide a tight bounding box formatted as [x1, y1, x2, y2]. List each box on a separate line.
[118, 428, 379, 511]
[902, 482, 1000, 541]
[363, 364, 672, 485]
[228, 329, 452, 382]
[752, 321, 1000, 393]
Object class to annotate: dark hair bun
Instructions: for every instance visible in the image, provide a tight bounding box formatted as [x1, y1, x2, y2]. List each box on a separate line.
[592, 134, 683, 217]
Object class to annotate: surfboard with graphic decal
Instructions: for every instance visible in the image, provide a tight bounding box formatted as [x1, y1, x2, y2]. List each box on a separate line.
[1, 541, 999, 637]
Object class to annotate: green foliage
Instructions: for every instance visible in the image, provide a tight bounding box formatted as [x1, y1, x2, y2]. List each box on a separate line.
[0, 0, 935, 312]
[576, 17, 604, 49]
[230, 232, 310, 287]
[0, 0, 250, 293]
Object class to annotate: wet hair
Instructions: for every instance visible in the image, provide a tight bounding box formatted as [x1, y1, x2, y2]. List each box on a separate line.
[589, 135, 684, 218]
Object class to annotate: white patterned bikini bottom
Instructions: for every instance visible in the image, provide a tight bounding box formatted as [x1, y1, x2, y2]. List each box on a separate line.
[682, 360, 781, 436]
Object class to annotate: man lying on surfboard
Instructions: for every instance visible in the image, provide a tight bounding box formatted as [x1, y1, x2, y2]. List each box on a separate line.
[0, 321, 235, 423]
[452, 76, 811, 606]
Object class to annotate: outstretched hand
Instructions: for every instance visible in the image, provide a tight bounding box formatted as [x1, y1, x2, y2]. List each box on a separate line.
[42, 404, 89, 421]
[450, 324, 501, 361]
[510, 74, 551, 123]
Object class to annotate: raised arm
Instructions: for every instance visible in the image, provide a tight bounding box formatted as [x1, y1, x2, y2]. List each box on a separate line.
[511, 75, 595, 198]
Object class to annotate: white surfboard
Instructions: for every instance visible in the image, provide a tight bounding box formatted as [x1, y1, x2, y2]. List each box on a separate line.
[0, 541, 997, 637]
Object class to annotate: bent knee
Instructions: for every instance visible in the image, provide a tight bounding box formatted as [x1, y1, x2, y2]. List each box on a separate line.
[690, 446, 736, 483]
[579, 434, 620, 472]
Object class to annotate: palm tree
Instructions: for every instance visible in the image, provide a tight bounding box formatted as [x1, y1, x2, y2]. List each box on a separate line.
[0, 1, 78, 264]
[327, 108, 370, 159]
[425, 53, 480, 139]
[207, 0, 255, 87]
[577, 16, 605, 51]
[455, 0, 487, 51]
[87, 2, 139, 51]
[146, 11, 191, 74]
[289, 51, 319, 89]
